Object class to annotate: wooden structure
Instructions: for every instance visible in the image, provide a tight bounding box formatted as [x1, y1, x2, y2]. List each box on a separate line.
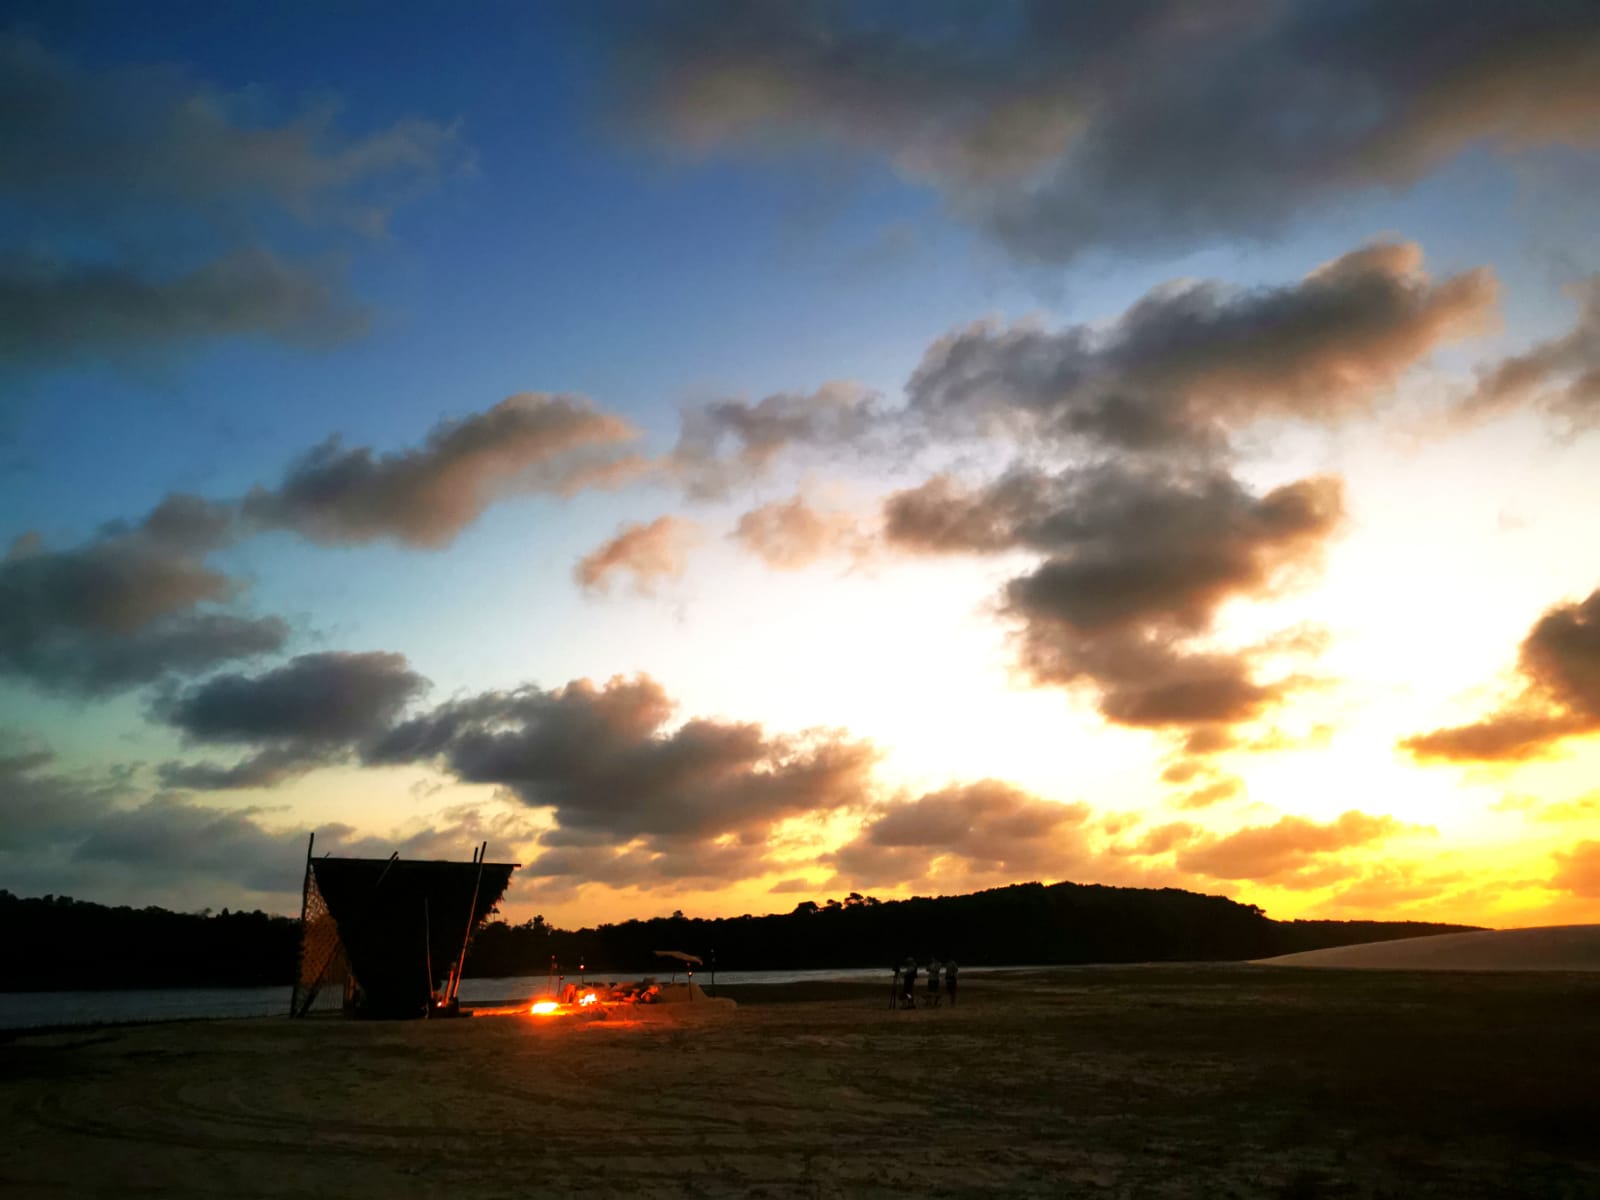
[290, 834, 518, 1019]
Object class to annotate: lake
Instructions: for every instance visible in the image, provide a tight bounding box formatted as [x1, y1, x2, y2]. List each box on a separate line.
[1, 965, 1009, 1029]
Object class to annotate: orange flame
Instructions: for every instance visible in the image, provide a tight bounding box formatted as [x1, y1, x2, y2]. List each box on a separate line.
[530, 1000, 559, 1015]
[579, 992, 597, 1006]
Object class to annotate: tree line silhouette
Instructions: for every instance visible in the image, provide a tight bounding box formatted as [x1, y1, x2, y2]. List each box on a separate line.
[2, 882, 1478, 992]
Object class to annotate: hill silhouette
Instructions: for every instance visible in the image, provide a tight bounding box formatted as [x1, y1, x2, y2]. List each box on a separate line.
[2, 882, 1478, 992]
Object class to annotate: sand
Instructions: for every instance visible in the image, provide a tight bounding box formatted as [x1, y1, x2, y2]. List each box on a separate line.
[1257, 923, 1600, 971]
[4, 967, 1600, 1197]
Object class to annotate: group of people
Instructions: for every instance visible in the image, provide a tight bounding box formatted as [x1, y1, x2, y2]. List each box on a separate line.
[892, 956, 958, 1009]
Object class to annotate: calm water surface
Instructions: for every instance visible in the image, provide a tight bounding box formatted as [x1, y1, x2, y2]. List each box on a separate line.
[0, 965, 1045, 1029]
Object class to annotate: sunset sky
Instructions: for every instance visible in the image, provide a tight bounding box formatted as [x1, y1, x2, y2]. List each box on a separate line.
[4, 1, 1599, 931]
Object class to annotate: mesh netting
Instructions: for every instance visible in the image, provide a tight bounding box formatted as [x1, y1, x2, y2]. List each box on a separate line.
[291, 868, 346, 1017]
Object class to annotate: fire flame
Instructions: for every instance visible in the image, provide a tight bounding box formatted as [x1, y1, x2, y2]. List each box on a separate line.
[579, 992, 597, 1006]
[530, 1000, 559, 1015]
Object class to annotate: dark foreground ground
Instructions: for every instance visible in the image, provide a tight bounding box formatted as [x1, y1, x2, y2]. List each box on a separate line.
[3, 966, 1598, 1198]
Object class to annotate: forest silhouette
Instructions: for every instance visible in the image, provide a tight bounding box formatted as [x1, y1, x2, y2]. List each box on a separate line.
[2, 882, 1476, 992]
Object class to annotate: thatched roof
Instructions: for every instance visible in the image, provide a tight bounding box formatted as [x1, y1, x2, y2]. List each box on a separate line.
[310, 856, 516, 1018]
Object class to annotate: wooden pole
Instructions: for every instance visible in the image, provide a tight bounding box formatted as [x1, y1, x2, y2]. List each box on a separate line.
[290, 831, 314, 1018]
[447, 842, 488, 1006]
[424, 896, 434, 1015]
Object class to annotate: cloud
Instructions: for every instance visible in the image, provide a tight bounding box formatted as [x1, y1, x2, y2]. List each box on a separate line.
[1111, 821, 1199, 859]
[1552, 841, 1600, 899]
[0, 34, 458, 372]
[906, 242, 1494, 452]
[890, 464, 1345, 620]
[1160, 760, 1206, 785]
[0, 251, 367, 370]
[574, 515, 700, 595]
[1175, 810, 1414, 883]
[0, 746, 124, 855]
[367, 674, 879, 888]
[768, 876, 822, 895]
[826, 779, 1092, 889]
[0, 743, 534, 905]
[1172, 776, 1245, 810]
[731, 496, 869, 569]
[1402, 586, 1600, 762]
[243, 394, 643, 548]
[0, 507, 285, 697]
[1456, 275, 1600, 432]
[1507, 791, 1600, 824]
[154, 651, 428, 789]
[0, 746, 308, 898]
[886, 460, 1343, 736]
[1317, 863, 1474, 913]
[883, 470, 1062, 554]
[671, 382, 884, 499]
[619, 3, 1600, 262]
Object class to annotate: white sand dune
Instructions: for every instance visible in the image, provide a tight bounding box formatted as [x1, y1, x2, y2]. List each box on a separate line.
[1257, 924, 1600, 971]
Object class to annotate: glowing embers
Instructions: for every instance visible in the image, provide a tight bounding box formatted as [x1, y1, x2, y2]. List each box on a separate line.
[530, 1000, 559, 1015]
[578, 992, 597, 1007]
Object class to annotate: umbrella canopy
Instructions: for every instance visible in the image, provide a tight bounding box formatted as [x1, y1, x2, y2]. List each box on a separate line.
[653, 949, 703, 965]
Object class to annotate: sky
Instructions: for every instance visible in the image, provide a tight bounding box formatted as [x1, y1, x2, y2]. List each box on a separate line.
[3, 1, 1599, 931]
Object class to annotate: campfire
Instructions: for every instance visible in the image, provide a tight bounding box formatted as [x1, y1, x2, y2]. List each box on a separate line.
[528, 991, 598, 1016]
[482, 952, 729, 1022]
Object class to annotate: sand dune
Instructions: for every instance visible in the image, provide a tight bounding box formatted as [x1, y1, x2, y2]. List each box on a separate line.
[1258, 924, 1600, 971]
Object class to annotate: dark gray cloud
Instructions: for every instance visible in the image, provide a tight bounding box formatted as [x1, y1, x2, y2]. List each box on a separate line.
[826, 779, 1092, 889]
[0, 251, 366, 371]
[0, 511, 285, 697]
[1457, 275, 1600, 433]
[0, 741, 530, 906]
[671, 382, 885, 499]
[0, 34, 457, 372]
[157, 745, 331, 792]
[0, 745, 121, 854]
[884, 461, 1342, 737]
[241, 394, 643, 548]
[155, 651, 428, 789]
[0, 744, 304, 899]
[906, 243, 1494, 452]
[366, 673, 879, 890]
[516, 838, 771, 890]
[574, 515, 699, 595]
[619, 1, 1600, 262]
[1403, 586, 1600, 763]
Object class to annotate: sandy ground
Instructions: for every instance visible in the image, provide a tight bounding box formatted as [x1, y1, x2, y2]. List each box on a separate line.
[5, 967, 1600, 1198]
[1257, 923, 1600, 972]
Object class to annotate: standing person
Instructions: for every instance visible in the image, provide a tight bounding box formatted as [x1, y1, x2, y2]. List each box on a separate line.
[890, 962, 902, 1010]
[926, 957, 942, 1007]
[903, 956, 918, 1008]
[945, 959, 959, 1006]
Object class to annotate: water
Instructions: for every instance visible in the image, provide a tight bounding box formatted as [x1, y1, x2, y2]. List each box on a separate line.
[0, 965, 1032, 1030]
